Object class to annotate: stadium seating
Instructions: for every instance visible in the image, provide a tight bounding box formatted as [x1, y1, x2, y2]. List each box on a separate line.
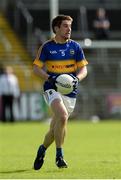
[0, 13, 42, 92]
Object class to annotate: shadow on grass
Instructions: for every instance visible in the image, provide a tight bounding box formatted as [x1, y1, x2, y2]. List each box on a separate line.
[45, 168, 67, 173]
[0, 168, 32, 174]
[0, 167, 67, 175]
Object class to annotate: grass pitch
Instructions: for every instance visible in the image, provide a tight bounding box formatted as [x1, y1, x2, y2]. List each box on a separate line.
[0, 120, 121, 179]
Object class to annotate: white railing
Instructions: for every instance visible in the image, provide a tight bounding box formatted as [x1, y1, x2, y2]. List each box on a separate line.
[77, 40, 121, 49]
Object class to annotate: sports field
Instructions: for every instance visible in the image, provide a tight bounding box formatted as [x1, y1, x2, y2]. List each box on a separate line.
[0, 120, 121, 179]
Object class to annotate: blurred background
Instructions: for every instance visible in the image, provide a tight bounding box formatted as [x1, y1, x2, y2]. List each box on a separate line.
[0, 0, 121, 122]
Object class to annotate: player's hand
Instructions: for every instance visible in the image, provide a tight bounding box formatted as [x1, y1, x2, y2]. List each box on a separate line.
[70, 74, 79, 91]
[48, 75, 57, 86]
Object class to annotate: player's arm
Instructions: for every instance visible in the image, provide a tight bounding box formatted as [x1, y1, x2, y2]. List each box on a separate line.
[71, 66, 87, 91]
[76, 66, 87, 82]
[33, 47, 57, 83]
[33, 65, 56, 85]
[76, 43, 88, 81]
[33, 64, 49, 81]
[33, 44, 50, 81]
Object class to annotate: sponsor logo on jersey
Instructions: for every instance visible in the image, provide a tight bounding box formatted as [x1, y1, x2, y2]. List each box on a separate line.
[52, 64, 75, 69]
[50, 50, 57, 54]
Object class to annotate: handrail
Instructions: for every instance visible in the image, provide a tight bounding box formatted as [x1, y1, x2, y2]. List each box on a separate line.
[77, 40, 121, 49]
[14, 0, 33, 51]
[17, 1, 33, 24]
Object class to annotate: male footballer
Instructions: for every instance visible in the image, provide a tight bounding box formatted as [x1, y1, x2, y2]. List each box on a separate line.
[33, 14, 88, 170]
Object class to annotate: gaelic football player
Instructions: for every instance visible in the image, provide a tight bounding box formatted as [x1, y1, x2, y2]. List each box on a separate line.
[33, 15, 88, 169]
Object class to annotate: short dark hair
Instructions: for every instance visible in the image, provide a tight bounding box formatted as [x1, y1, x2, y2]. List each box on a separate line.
[52, 15, 73, 33]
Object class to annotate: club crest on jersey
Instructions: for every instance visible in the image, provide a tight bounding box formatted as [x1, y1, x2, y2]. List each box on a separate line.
[70, 49, 75, 55]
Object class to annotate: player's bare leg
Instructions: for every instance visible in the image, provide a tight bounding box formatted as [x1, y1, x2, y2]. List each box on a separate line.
[43, 117, 55, 148]
[43, 98, 68, 148]
[51, 99, 68, 168]
[33, 98, 68, 170]
[43, 115, 67, 149]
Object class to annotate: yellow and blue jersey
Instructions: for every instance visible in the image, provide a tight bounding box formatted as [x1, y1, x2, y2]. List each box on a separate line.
[33, 38, 88, 97]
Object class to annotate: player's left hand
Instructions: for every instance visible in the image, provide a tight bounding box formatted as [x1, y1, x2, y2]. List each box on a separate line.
[70, 74, 79, 91]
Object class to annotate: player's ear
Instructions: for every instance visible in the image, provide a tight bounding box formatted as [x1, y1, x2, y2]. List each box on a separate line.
[54, 26, 59, 33]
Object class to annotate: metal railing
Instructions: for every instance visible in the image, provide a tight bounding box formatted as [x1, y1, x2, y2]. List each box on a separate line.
[73, 40, 121, 119]
[14, 0, 33, 51]
[14, 0, 47, 54]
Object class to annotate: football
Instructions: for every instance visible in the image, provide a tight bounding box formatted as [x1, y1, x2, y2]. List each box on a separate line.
[55, 74, 74, 94]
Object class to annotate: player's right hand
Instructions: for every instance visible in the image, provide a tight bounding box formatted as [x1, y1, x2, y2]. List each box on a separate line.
[47, 75, 57, 86]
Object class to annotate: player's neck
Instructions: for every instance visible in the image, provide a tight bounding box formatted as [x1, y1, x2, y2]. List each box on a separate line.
[54, 36, 69, 44]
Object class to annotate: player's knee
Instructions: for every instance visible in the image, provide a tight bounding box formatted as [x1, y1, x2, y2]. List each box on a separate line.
[60, 112, 68, 125]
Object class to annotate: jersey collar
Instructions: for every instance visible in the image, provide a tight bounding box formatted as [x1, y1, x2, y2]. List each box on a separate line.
[52, 37, 70, 44]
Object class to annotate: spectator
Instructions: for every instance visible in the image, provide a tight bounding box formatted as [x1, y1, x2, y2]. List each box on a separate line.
[0, 66, 20, 122]
[0, 64, 4, 119]
[93, 8, 110, 40]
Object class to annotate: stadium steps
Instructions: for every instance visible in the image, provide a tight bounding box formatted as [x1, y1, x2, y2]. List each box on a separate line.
[0, 13, 41, 91]
[0, 42, 6, 58]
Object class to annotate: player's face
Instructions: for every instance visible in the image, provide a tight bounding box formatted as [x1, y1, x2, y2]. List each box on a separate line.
[57, 20, 72, 40]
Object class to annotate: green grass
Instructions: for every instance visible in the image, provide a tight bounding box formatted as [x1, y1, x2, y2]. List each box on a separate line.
[0, 120, 121, 179]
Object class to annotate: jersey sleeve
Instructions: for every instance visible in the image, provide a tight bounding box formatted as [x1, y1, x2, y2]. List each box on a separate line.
[33, 44, 47, 68]
[76, 43, 88, 68]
